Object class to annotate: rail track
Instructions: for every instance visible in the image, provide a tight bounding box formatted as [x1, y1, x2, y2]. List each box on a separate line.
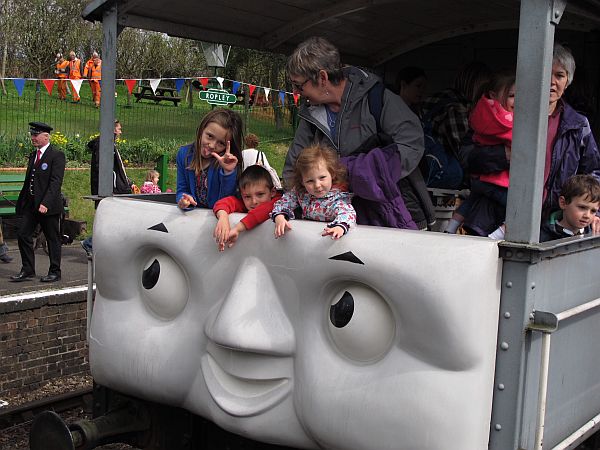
[0, 386, 93, 432]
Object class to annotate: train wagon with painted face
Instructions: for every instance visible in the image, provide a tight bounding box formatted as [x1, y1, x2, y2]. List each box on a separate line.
[28, 1, 600, 449]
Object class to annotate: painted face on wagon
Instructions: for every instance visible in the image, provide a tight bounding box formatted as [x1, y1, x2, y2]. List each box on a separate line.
[90, 197, 502, 450]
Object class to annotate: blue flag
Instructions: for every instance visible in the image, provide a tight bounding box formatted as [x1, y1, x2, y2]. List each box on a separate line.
[279, 91, 285, 105]
[175, 78, 185, 92]
[232, 81, 240, 94]
[13, 79, 26, 97]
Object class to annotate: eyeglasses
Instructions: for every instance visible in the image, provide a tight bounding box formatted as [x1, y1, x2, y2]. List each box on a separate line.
[291, 78, 310, 92]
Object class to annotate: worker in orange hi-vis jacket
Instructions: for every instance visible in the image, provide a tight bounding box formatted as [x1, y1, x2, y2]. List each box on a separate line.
[83, 51, 102, 107]
[68, 51, 82, 103]
[54, 53, 69, 101]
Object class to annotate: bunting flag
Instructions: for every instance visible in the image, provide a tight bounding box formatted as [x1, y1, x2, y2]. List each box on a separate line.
[42, 79, 55, 96]
[149, 78, 161, 94]
[175, 78, 185, 92]
[12, 78, 25, 97]
[2, 75, 302, 101]
[70, 79, 83, 96]
[124, 79, 137, 94]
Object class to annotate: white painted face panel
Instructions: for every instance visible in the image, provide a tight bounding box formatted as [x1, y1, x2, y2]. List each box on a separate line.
[90, 197, 502, 450]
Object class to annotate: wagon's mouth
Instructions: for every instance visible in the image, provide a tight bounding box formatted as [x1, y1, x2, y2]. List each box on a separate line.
[201, 345, 292, 417]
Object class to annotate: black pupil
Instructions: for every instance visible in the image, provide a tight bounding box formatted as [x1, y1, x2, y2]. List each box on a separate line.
[330, 291, 354, 328]
[142, 259, 160, 289]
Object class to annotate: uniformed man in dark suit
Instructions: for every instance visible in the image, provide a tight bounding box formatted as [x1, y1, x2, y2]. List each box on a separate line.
[10, 122, 66, 282]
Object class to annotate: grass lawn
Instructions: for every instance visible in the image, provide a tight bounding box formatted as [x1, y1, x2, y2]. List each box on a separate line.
[1, 82, 297, 148]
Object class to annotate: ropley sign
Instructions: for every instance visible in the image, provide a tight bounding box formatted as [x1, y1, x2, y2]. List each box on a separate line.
[199, 88, 237, 106]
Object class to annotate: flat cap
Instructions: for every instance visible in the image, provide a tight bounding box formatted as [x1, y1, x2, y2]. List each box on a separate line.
[29, 122, 53, 134]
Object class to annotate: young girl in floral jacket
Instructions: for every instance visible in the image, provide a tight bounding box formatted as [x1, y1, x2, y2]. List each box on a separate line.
[271, 144, 356, 240]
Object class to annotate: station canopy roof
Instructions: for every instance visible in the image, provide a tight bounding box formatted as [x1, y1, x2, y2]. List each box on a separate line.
[83, 0, 600, 66]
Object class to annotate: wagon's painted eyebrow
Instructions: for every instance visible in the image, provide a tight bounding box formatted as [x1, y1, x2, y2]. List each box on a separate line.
[148, 223, 168, 233]
[329, 251, 364, 265]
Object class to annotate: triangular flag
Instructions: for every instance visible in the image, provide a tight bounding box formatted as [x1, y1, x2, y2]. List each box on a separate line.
[232, 81, 240, 94]
[198, 77, 209, 89]
[278, 91, 285, 105]
[293, 93, 300, 105]
[124, 79, 137, 95]
[12, 79, 25, 97]
[70, 79, 83, 96]
[264, 87, 270, 101]
[149, 78, 161, 94]
[42, 79, 55, 96]
[248, 84, 256, 97]
[216, 77, 224, 89]
[175, 78, 185, 92]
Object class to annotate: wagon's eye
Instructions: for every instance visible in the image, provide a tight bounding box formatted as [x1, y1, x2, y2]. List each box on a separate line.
[141, 252, 188, 320]
[328, 284, 395, 362]
[330, 291, 354, 328]
[142, 259, 160, 289]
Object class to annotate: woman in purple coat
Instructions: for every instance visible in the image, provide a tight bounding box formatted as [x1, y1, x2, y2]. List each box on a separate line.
[464, 43, 600, 237]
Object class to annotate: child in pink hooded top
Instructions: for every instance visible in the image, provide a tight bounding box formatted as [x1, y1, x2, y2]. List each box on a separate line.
[470, 71, 515, 189]
[445, 71, 515, 236]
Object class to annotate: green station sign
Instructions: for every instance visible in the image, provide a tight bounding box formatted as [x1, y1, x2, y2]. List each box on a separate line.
[199, 88, 237, 105]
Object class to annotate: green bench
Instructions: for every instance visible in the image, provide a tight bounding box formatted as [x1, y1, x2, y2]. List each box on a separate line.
[0, 173, 69, 217]
[0, 173, 25, 216]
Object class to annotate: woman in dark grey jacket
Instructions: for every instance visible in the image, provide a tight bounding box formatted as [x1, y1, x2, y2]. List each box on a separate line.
[284, 36, 435, 229]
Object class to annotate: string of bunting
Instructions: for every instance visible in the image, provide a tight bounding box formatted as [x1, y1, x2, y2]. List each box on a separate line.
[1, 76, 302, 106]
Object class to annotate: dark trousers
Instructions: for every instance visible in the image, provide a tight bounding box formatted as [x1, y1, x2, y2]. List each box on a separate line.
[17, 205, 61, 275]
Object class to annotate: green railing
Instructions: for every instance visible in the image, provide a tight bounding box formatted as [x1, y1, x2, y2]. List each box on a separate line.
[0, 81, 297, 159]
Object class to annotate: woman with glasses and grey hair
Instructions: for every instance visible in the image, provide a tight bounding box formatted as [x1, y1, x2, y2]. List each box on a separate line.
[464, 43, 600, 236]
[284, 36, 435, 230]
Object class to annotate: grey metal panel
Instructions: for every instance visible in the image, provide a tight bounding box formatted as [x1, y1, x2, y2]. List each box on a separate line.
[98, 5, 119, 197]
[522, 245, 600, 448]
[491, 235, 600, 450]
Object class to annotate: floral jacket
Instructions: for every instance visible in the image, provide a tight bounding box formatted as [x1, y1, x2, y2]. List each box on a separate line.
[271, 186, 356, 234]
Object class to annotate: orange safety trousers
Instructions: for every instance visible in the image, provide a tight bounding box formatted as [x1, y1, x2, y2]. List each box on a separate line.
[57, 80, 67, 100]
[89, 80, 101, 107]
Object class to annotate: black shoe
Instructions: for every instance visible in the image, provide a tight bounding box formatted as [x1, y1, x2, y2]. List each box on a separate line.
[40, 273, 61, 283]
[10, 271, 36, 282]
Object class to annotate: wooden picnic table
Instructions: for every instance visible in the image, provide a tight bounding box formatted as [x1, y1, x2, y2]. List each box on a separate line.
[133, 85, 182, 106]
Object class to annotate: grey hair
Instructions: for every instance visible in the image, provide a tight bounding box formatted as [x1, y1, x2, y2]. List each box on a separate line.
[286, 36, 344, 85]
[553, 43, 575, 87]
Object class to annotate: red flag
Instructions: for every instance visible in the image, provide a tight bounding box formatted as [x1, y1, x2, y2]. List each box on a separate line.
[293, 93, 300, 105]
[198, 77, 209, 89]
[42, 79, 55, 96]
[248, 84, 256, 97]
[124, 79, 137, 95]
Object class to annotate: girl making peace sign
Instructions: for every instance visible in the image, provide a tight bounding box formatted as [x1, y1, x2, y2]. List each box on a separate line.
[177, 109, 244, 209]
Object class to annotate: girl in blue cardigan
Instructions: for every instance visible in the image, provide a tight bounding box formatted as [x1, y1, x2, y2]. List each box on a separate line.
[177, 109, 243, 209]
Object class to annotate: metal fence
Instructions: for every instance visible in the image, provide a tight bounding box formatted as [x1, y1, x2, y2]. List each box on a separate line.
[0, 80, 297, 152]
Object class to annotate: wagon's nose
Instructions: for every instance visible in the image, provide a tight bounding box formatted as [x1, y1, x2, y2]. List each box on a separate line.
[205, 256, 295, 355]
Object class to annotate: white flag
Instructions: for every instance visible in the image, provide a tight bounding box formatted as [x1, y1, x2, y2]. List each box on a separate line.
[149, 78, 161, 94]
[70, 79, 83, 95]
[216, 77, 224, 89]
[264, 87, 270, 101]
